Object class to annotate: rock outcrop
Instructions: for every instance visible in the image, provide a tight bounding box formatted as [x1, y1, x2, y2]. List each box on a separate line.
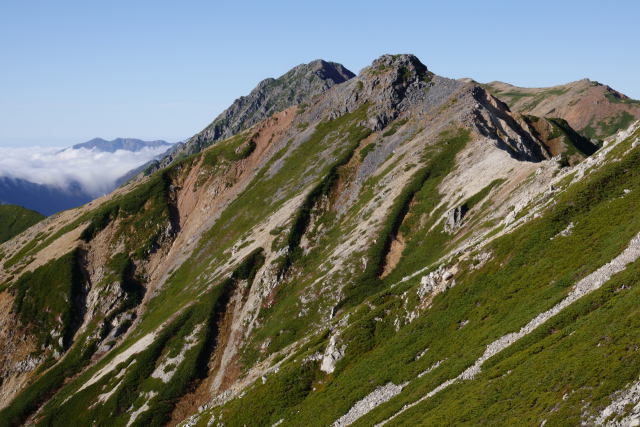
[444, 205, 468, 234]
[320, 333, 345, 374]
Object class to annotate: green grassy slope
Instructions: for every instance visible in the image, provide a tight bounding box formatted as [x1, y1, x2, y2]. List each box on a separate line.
[21, 119, 638, 427]
[193, 126, 640, 426]
[3, 60, 640, 427]
[0, 105, 378, 427]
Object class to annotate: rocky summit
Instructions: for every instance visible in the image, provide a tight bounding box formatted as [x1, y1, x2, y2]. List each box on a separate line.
[2, 53, 640, 426]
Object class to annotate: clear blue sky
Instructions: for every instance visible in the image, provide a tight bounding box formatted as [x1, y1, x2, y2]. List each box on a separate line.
[1, 0, 638, 147]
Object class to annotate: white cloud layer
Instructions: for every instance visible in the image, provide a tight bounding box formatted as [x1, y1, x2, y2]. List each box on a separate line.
[0, 145, 170, 196]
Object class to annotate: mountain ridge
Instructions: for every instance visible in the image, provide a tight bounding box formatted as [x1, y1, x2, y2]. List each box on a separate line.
[483, 78, 640, 140]
[139, 59, 356, 177]
[1, 54, 640, 426]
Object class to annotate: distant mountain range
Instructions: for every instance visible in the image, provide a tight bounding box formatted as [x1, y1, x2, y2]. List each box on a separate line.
[0, 138, 172, 215]
[0, 176, 91, 216]
[72, 137, 172, 153]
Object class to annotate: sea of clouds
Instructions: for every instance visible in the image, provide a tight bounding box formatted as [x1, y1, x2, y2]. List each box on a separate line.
[0, 145, 170, 196]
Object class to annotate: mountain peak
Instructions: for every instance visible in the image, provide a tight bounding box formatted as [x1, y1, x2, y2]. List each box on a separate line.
[295, 59, 355, 82]
[332, 53, 436, 130]
[370, 53, 428, 71]
[153, 59, 356, 166]
[358, 53, 432, 90]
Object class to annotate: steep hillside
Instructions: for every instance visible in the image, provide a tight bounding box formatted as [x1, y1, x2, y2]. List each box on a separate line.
[485, 79, 640, 140]
[2, 54, 640, 427]
[0, 205, 44, 244]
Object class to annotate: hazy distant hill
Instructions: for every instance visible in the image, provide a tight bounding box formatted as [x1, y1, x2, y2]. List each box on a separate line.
[0, 204, 44, 243]
[72, 137, 172, 152]
[0, 138, 173, 215]
[0, 176, 91, 216]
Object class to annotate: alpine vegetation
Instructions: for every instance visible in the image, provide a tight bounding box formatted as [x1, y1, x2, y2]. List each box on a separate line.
[2, 54, 640, 427]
